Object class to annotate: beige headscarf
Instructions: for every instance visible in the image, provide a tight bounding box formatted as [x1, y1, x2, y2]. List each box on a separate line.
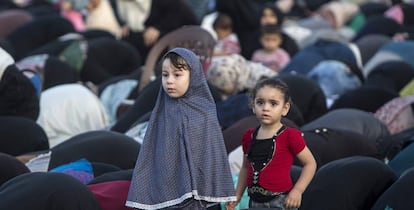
[85, 0, 122, 38]
[319, 1, 359, 29]
[117, 0, 152, 32]
[207, 54, 276, 99]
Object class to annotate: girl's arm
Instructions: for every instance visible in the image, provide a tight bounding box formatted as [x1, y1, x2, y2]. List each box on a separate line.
[285, 146, 316, 209]
[226, 156, 248, 210]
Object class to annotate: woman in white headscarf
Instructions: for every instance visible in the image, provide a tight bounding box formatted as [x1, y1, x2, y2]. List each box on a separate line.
[37, 83, 109, 148]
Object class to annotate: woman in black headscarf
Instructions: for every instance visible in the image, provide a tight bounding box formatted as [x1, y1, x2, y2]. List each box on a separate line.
[275, 74, 328, 124]
[300, 127, 381, 168]
[301, 156, 397, 210]
[80, 37, 142, 85]
[49, 130, 140, 170]
[301, 108, 392, 160]
[26, 34, 141, 86]
[0, 152, 30, 185]
[0, 172, 102, 210]
[365, 61, 414, 94]
[352, 15, 401, 42]
[0, 48, 39, 120]
[329, 85, 399, 113]
[0, 116, 49, 156]
[388, 141, 414, 176]
[354, 34, 390, 66]
[372, 167, 414, 210]
[6, 15, 75, 60]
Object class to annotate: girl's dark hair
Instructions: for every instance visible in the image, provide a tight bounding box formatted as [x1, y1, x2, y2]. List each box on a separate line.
[213, 13, 233, 30]
[250, 78, 291, 106]
[164, 52, 190, 71]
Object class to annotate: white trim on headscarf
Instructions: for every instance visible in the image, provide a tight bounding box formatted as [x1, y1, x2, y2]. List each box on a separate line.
[348, 43, 363, 70]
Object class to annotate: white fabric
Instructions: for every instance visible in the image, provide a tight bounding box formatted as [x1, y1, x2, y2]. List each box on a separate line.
[37, 84, 109, 148]
[25, 151, 51, 172]
[228, 146, 244, 175]
[282, 25, 312, 49]
[201, 11, 218, 40]
[319, 1, 359, 29]
[86, 0, 122, 38]
[0, 47, 15, 79]
[348, 42, 363, 70]
[117, 0, 152, 32]
[125, 121, 148, 144]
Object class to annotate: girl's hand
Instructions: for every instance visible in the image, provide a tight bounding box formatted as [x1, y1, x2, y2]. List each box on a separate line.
[285, 188, 302, 209]
[225, 200, 238, 210]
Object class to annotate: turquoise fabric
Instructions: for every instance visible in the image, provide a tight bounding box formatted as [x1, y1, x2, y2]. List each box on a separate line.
[50, 158, 94, 184]
[220, 174, 249, 209]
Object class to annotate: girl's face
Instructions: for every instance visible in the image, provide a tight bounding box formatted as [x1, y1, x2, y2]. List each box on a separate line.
[261, 8, 278, 25]
[161, 58, 190, 98]
[252, 85, 290, 126]
[261, 33, 282, 52]
[215, 28, 231, 40]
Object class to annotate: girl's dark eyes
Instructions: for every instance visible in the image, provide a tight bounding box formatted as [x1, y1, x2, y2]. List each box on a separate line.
[162, 73, 182, 77]
[255, 100, 264, 105]
[255, 100, 278, 106]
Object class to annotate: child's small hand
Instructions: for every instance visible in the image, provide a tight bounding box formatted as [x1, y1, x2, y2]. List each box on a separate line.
[225, 200, 238, 210]
[285, 188, 302, 209]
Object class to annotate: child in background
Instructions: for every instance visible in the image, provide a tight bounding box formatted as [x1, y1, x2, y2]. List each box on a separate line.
[252, 24, 290, 73]
[213, 13, 241, 56]
[126, 48, 236, 210]
[59, 0, 88, 31]
[261, 2, 285, 26]
[226, 78, 316, 209]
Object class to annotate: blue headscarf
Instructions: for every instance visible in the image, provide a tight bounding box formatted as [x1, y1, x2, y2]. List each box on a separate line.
[126, 48, 236, 209]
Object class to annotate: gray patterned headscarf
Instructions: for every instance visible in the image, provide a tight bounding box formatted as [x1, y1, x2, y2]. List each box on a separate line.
[126, 48, 236, 209]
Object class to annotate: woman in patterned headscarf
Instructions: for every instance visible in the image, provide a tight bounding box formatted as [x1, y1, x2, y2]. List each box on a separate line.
[126, 48, 236, 209]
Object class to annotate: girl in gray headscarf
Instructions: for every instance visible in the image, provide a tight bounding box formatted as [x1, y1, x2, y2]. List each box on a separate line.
[126, 48, 236, 209]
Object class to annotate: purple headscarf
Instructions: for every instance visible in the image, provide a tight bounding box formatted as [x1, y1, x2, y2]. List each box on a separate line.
[126, 48, 236, 209]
